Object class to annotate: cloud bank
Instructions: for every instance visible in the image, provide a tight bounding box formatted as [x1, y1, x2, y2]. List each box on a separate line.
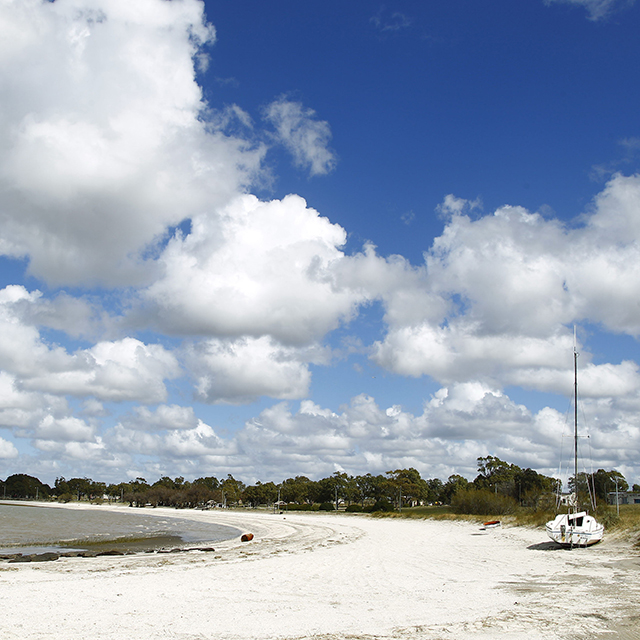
[0, 0, 639, 486]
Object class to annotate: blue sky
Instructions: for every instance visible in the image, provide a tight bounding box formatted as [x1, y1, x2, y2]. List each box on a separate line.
[207, 1, 640, 234]
[1, 0, 640, 488]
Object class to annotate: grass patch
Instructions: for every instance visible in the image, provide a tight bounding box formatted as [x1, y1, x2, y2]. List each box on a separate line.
[370, 503, 640, 542]
[611, 504, 640, 546]
[369, 505, 481, 523]
[451, 488, 518, 516]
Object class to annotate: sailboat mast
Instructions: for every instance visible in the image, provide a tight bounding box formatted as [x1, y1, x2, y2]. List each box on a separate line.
[573, 326, 579, 511]
[545, 327, 604, 546]
[574, 345, 578, 508]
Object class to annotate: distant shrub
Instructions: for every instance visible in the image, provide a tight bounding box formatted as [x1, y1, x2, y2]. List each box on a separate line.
[319, 502, 335, 511]
[595, 505, 620, 529]
[451, 488, 518, 516]
[366, 498, 394, 513]
[57, 493, 73, 503]
[345, 504, 363, 512]
[529, 492, 557, 513]
[283, 503, 315, 511]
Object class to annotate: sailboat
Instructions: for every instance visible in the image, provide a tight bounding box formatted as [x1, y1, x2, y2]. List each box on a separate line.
[545, 332, 604, 547]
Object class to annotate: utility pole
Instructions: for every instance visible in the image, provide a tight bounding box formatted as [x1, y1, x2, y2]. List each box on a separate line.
[274, 486, 281, 514]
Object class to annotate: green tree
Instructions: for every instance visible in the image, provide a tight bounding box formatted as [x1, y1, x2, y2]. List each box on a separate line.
[474, 456, 523, 499]
[184, 482, 215, 507]
[64, 477, 94, 500]
[475, 456, 517, 488]
[174, 476, 188, 490]
[339, 473, 359, 505]
[193, 476, 220, 492]
[442, 474, 469, 503]
[121, 477, 151, 507]
[426, 478, 445, 504]
[280, 476, 313, 504]
[54, 477, 70, 496]
[513, 468, 557, 507]
[242, 481, 278, 507]
[153, 476, 178, 490]
[88, 480, 107, 500]
[370, 474, 395, 502]
[146, 484, 173, 507]
[4, 474, 51, 499]
[354, 474, 378, 507]
[386, 468, 429, 508]
[313, 472, 356, 509]
[221, 474, 245, 506]
[590, 469, 628, 502]
[105, 482, 131, 502]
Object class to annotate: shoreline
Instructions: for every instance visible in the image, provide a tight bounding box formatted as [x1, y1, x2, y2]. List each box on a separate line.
[0, 500, 241, 557]
[1, 503, 639, 639]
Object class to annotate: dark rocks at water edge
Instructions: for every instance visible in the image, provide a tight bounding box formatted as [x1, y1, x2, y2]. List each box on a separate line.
[2, 546, 217, 562]
[2, 551, 111, 562]
[4, 552, 61, 563]
[154, 546, 217, 554]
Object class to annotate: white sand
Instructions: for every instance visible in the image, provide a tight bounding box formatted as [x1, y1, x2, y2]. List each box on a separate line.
[1, 504, 639, 639]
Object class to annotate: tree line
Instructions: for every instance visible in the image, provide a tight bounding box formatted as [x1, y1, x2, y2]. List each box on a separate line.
[1, 457, 636, 513]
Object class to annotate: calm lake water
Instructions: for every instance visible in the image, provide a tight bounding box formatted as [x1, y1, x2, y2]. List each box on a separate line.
[0, 502, 240, 554]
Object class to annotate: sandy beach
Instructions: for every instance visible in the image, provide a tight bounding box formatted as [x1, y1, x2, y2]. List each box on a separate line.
[1, 504, 639, 640]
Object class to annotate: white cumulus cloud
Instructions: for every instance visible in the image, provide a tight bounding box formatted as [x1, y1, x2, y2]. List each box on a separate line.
[186, 336, 312, 404]
[122, 405, 200, 432]
[0, 287, 180, 404]
[143, 194, 361, 345]
[263, 97, 337, 176]
[0, 437, 18, 459]
[371, 174, 640, 394]
[0, 0, 264, 286]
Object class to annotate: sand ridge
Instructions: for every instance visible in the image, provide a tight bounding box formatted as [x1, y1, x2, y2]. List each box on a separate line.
[1, 504, 638, 639]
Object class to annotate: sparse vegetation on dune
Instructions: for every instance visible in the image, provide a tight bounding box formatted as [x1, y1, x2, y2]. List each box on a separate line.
[371, 502, 640, 547]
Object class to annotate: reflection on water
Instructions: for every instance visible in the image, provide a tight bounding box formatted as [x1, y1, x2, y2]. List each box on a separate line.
[0, 502, 239, 554]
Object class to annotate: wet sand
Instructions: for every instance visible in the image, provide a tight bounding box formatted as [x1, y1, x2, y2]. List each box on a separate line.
[1, 504, 639, 639]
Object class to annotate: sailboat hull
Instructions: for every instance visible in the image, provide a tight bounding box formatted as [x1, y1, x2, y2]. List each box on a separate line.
[546, 512, 604, 547]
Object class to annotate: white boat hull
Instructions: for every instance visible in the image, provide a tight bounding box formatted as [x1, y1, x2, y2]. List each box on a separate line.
[546, 512, 604, 547]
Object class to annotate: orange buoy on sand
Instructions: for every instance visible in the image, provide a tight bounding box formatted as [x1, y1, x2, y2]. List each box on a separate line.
[240, 533, 254, 542]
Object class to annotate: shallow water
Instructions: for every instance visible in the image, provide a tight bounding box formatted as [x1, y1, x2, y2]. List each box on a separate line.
[0, 502, 240, 554]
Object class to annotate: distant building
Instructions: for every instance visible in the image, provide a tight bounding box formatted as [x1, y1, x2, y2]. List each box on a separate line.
[607, 491, 640, 506]
[558, 492, 576, 507]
